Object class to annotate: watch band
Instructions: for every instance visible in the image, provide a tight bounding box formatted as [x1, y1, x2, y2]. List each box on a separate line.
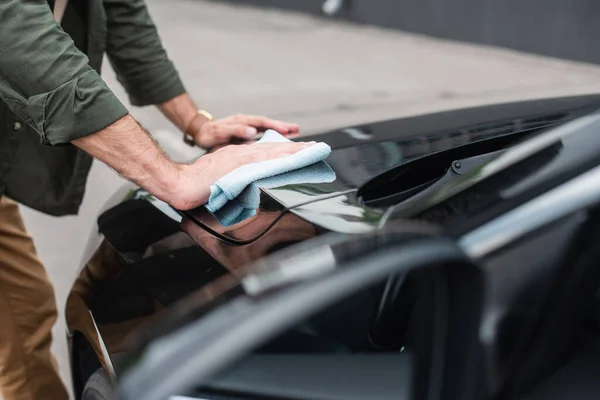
[183, 132, 196, 146]
[197, 109, 214, 122]
[183, 109, 214, 146]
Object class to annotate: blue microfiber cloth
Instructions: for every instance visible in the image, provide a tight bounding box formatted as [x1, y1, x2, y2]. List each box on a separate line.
[206, 130, 336, 226]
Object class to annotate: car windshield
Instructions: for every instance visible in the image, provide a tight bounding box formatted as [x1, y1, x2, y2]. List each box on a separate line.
[357, 121, 554, 208]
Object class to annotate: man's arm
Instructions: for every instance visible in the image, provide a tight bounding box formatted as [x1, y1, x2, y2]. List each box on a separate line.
[73, 115, 313, 210]
[0, 0, 128, 144]
[0, 0, 312, 210]
[72, 115, 180, 203]
[157, 93, 301, 148]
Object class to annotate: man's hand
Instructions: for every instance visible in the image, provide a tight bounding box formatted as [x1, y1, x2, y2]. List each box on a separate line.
[188, 114, 300, 149]
[73, 115, 312, 211]
[171, 141, 314, 210]
[157, 93, 300, 149]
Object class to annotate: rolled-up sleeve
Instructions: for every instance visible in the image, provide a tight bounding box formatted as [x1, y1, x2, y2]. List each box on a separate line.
[103, 0, 186, 107]
[0, 0, 129, 145]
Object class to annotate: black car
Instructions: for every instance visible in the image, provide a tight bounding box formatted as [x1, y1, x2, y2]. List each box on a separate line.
[66, 94, 600, 400]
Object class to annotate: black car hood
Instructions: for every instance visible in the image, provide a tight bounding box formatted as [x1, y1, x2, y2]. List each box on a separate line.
[182, 94, 600, 243]
[65, 94, 600, 400]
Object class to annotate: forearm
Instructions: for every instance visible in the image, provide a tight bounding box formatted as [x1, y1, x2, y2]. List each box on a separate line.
[157, 93, 198, 132]
[72, 114, 313, 212]
[72, 115, 180, 203]
[157, 92, 211, 135]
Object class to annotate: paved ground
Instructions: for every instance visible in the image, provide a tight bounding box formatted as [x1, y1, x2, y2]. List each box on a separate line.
[11, 0, 600, 397]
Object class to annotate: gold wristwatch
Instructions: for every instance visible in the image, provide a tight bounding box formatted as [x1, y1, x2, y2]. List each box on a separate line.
[184, 109, 214, 146]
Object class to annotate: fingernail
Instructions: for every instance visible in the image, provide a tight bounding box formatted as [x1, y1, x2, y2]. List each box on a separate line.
[246, 127, 257, 138]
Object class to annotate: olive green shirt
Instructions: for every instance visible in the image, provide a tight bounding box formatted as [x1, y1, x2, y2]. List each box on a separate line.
[0, 0, 186, 215]
[0, 0, 185, 144]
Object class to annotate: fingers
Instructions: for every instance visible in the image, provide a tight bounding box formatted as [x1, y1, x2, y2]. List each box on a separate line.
[177, 139, 318, 211]
[233, 115, 299, 135]
[204, 114, 302, 149]
[220, 141, 316, 164]
[257, 141, 315, 156]
[282, 123, 300, 135]
[248, 141, 315, 160]
[219, 124, 259, 140]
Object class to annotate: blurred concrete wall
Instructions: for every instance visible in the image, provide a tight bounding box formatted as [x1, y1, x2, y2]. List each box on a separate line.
[216, 0, 600, 65]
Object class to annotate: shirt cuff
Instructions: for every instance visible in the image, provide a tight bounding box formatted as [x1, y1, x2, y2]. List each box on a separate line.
[27, 70, 129, 145]
[119, 60, 186, 107]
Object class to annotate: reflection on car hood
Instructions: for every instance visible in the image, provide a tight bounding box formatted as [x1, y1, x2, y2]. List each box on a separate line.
[183, 95, 600, 243]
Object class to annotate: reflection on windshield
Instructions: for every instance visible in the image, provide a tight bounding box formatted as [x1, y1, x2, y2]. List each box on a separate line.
[209, 161, 336, 226]
[324, 142, 404, 189]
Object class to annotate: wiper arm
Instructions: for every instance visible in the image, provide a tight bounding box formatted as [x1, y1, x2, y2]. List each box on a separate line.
[359, 148, 506, 208]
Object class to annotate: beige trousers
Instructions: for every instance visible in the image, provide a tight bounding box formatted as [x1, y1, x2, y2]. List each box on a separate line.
[0, 197, 68, 400]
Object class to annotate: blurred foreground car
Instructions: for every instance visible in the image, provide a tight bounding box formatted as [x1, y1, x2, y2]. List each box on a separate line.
[66, 94, 600, 400]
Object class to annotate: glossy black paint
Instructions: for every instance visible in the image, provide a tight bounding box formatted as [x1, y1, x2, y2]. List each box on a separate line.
[64, 94, 600, 399]
[118, 237, 483, 400]
[182, 95, 600, 241]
